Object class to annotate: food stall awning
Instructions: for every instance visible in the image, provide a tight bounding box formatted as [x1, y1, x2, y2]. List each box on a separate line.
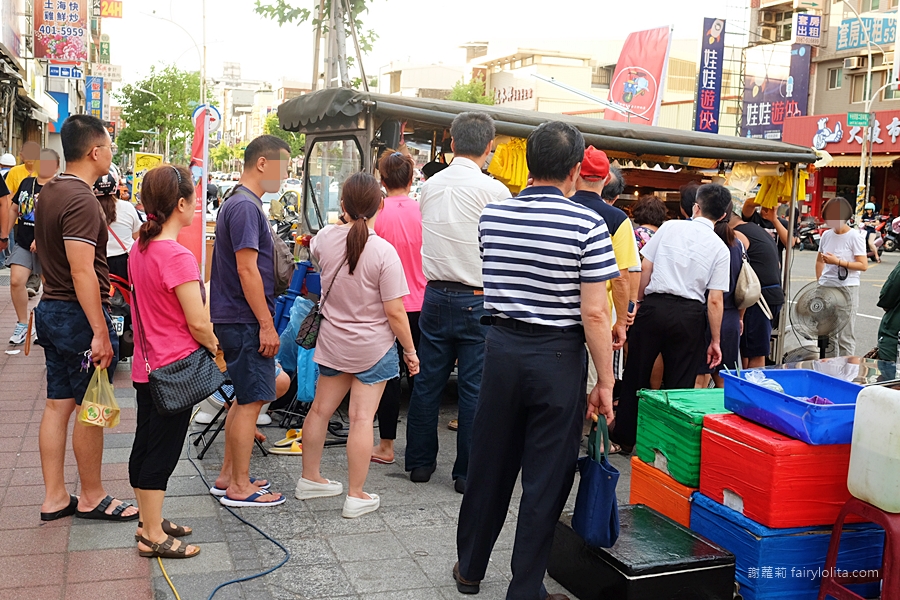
[279, 88, 819, 165]
[826, 155, 896, 168]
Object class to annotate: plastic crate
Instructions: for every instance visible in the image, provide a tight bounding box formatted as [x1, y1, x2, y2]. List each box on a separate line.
[690, 493, 884, 600]
[635, 388, 729, 487]
[721, 369, 862, 445]
[700, 413, 859, 528]
[629, 456, 696, 528]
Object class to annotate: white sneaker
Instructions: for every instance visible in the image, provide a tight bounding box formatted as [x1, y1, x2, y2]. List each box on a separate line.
[295, 477, 343, 500]
[342, 493, 380, 518]
[194, 411, 216, 424]
[256, 412, 272, 426]
[9, 323, 27, 345]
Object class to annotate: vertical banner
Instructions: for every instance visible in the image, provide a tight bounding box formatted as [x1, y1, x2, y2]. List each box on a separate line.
[34, 0, 89, 61]
[85, 76, 103, 120]
[179, 105, 212, 270]
[605, 26, 672, 125]
[742, 43, 812, 140]
[695, 18, 726, 134]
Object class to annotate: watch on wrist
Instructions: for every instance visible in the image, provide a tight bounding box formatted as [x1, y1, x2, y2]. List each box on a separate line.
[0, 237, 8, 242]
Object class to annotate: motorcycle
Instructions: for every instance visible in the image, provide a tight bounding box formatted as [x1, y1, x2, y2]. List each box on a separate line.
[108, 274, 134, 360]
[864, 216, 888, 262]
[884, 216, 900, 252]
[795, 218, 822, 251]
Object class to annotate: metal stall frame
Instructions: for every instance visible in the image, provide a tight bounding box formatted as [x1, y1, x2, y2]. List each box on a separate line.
[279, 89, 819, 364]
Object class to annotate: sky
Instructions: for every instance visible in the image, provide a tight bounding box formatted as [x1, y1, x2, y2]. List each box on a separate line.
[103, 0, 742, 90]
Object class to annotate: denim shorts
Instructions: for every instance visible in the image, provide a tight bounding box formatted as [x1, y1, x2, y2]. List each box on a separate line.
[318, 346, 399, 385]
[215, 323, 276, 405]
[35, 299, 119, 404]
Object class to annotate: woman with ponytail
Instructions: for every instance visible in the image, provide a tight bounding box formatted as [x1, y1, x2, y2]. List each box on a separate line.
[296, 172, 420, 519]
[128, 165, 217, 559]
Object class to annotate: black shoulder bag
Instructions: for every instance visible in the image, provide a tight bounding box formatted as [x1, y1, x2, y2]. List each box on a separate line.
[132, 280, 225, 416]
[295, 256, 347, 350]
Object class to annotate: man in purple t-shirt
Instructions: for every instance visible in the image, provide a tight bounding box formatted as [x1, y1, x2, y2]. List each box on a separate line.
[210, 135, 289, 507]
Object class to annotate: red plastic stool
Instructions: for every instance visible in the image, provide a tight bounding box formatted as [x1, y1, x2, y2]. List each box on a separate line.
[818, 497, 899, 600]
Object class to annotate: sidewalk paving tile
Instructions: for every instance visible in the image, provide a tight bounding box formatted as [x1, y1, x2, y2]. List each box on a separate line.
[65, 578, 152, 600]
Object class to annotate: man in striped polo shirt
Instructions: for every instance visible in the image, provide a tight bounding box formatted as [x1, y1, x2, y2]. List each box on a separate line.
[454, 122, 619, 600]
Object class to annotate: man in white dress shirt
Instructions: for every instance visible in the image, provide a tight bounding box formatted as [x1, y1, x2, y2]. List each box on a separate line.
[612, 183, 732, 452]
[405, 112, 510, 492]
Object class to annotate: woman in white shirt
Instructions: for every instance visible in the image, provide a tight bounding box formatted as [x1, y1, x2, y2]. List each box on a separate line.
[96, 172, 142, 281]
[816, 196, 868, 357]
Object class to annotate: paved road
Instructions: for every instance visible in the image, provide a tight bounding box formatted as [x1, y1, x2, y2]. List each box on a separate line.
[784, 245, 897, 358]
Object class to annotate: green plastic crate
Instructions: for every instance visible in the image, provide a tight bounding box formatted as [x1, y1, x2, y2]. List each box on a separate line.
[635, 389, 730, 487]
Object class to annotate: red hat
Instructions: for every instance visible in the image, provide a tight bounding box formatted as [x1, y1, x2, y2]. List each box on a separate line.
[581, 146, 610, 180]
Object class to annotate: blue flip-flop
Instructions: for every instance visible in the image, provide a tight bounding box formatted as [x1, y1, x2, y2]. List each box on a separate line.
[219, 490, 286, 507]
[209, 477, 271, 497]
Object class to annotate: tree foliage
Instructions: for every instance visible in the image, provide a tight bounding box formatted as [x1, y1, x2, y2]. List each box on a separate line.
[447, 76, 494, 105]
[255, 0, 378, 87]
[210, 143, 244, 171]
[113, 64, 201, 165]
[255, 0, 378, 50]
[263, 113, 305, 157]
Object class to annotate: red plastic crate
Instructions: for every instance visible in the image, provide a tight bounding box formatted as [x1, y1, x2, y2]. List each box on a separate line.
[700, 413, 860, 528]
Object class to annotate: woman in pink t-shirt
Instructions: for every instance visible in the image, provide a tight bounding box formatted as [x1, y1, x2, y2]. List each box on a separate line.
[371, 150, 426, 464]
[297, 173, 420, 519]
[128, 165, 219, 559]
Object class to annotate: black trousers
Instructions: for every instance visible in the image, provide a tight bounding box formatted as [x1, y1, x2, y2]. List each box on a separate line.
[457, 324, 586, 600]
[129, 382, 192, 491]
[614, 293, 707, 448]
[376, 311, 420, 440]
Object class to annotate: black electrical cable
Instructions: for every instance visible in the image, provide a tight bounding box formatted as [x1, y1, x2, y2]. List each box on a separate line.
[185, 429, 291, 600]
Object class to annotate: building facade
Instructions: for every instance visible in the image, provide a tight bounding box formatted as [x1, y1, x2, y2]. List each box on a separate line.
[756, 0, 900, 215]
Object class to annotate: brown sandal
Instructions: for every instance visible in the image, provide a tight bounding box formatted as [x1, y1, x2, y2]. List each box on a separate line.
[138, 535, 200, 559]
[134, 519, 192, 542]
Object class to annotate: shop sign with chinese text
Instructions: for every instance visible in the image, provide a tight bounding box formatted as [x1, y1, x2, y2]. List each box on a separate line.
[783, 109, 900, 153]
[794, 13, 822, 46]
[835, 12, 897, 51]
[742, 43, 811, 141]
[86, 75, 103, 120]
[34, 0, 89, 61]
[90, 63, 121, 82]
[694, 17, 725, 134]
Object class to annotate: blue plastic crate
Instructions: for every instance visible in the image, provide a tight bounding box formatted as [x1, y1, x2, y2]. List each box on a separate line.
[690, 493, 883, 600]
[720, 369, 862, 445]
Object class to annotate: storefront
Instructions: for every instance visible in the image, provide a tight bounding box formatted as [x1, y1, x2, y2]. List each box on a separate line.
[783, 110, 900, 217]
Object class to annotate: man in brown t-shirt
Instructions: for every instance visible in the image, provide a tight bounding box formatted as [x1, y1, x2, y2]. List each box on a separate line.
[33, 114, 138, 523]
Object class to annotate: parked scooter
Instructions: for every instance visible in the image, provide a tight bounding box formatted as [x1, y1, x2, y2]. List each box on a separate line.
[885, 216, 900, 252]
[108, 274, 134, 360]
[865, 216, 888, 262]
[795, 218, 822, 251]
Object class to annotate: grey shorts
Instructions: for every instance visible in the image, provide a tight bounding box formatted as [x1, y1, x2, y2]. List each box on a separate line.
[7, 244, 41, 275]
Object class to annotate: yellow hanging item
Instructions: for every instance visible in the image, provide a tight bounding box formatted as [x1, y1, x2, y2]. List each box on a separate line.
[488, 138, 528, 194]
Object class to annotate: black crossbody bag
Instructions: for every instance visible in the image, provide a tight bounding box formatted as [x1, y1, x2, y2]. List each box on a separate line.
[132, 280, 225, 416]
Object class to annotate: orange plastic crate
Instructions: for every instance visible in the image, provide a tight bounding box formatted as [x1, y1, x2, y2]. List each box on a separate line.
[629, 456, 697, 528]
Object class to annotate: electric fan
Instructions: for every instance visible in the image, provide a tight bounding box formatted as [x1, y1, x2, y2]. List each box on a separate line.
[790, 282, 853, 359]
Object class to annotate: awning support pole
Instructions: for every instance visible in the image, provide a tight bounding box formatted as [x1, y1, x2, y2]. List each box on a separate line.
[775, 163, 801, 365]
